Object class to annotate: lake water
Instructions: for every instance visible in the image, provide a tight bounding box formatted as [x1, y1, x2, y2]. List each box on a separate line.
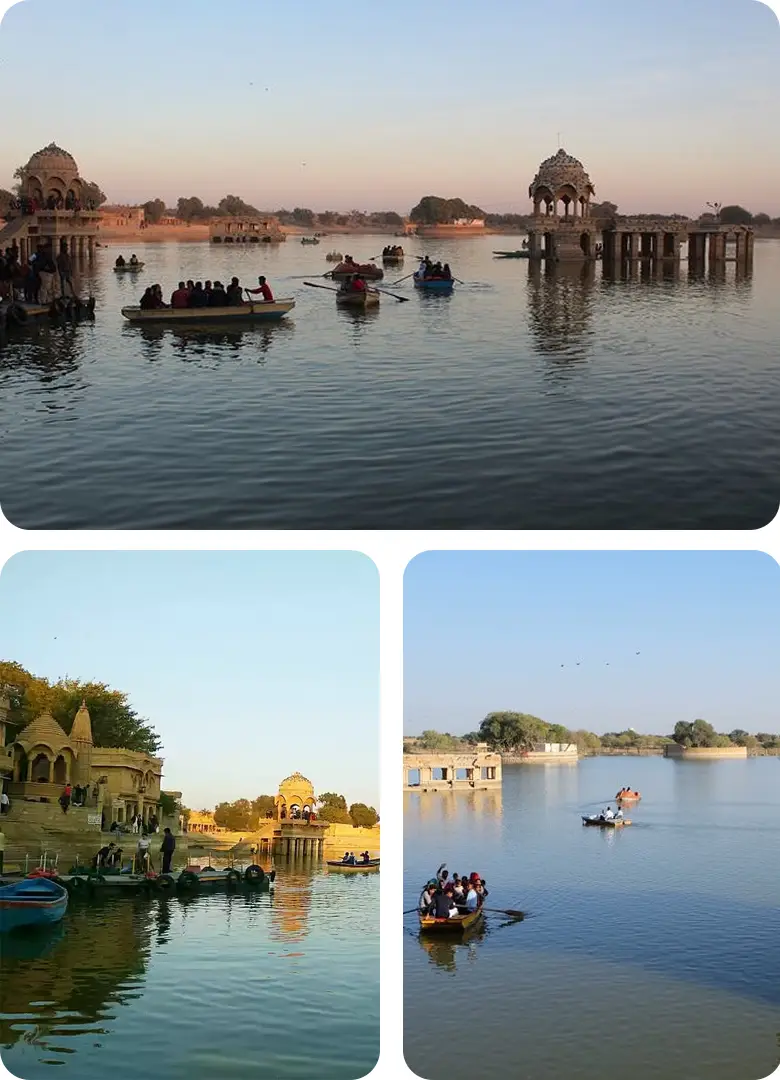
[0, 863, 378, 1079]
[1, 237, 778, 529]
[403, 756, 779, 1080]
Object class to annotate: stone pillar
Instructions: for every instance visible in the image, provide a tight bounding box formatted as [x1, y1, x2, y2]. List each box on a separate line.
[70, 236, 77, 258]
[627, 233, 638, 261]
[745, 232, 754, 265]
[88, 236, 95, 259]
[734, 233, 746, 263]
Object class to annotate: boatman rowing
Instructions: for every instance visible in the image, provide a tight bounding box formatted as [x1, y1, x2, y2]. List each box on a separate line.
[246, 275, 275, 303]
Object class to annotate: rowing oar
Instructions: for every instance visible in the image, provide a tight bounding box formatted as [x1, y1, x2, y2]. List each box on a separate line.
[483, 906, 525, 918]
[390, 271, 415, 286]
[403, 906, 419, 915]
[304, 281, 340, 292]
[373, 286, 409, 303]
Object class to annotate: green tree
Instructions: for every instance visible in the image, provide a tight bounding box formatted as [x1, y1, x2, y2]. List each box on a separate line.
[176, 196, 206, 222]
[218, 194, 259, 217]
[213, 798, 255, 831]
[752, 213, 771, 227]
[418, 729, 463, 750]
[252, 795, 275, 818]
[141, 198, 167, 223]
[719, 205, 752, 225]
[349, 803, 379, 827]
[318, 792, 347, 810]
[478, 711, 548, 752]
[82, 180, 107, 208]
[409, 195, 486, 225]
[673, 718, 718, 748]
[570, 729, 602, 752]
[0, 661, 161, 753]
[545, 723, 571, 743]
[0, 188, 14, 216]
[158, 792, 179, 817]
[292, 207, 315, 226]
[317, 804, 352, 824]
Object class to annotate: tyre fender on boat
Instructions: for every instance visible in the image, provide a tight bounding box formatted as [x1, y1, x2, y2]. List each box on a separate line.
[244, 864, 265, 884]
[67, 876, 87, 892]
[225, 869, 242, 886]
[156, 874, 175, 891]
[178, 869, 200, 890]
[6, 303, 27, 326]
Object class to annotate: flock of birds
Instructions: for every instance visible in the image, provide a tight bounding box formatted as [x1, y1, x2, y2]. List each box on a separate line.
[559, 651, 642, 668]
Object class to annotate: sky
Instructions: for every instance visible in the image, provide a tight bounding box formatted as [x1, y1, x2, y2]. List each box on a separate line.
[0, 551, 378, 809]
[1, 0, 778, 215]
[404, 551, 780, 737]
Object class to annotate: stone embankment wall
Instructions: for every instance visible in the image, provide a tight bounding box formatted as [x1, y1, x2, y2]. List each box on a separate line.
[664, 745, 748, 759]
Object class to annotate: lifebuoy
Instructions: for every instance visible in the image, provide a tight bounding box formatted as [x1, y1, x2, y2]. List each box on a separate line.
[156, 874, 175, 891]
[178, 870, 200, 890]
[225, 869, 241, 886]
[7, 303, 27, 326]
[244, 865, 265, 884]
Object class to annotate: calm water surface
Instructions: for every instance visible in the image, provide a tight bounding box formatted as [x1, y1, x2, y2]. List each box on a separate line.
[404, 757, 779, 1080]
[1, 237, 778, 529]
[1, 864, 378, 1079]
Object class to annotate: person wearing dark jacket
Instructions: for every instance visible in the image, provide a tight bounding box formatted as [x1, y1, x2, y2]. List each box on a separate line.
[160, 828, 176, 874]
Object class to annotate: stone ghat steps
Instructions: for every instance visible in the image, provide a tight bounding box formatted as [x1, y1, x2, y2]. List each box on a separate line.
[2, 801, 100, 833]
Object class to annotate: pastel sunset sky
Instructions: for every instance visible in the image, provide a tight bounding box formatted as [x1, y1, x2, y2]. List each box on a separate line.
[1, 0, 778, 215]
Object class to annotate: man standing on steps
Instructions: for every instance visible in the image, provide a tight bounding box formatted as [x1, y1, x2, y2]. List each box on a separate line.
[160, 828, 176, 875]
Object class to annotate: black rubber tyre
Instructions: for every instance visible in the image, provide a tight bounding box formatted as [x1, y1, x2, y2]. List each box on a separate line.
[244, 865, 265, 884]
[178, 870, 200, 890]
[225, 869, 242, 886]
[7, 303, 27, 325]
[67, 876, 86, 892]
[156, 875, 175, 891]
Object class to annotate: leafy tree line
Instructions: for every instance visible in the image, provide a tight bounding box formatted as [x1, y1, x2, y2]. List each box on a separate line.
[0, 660, 161, 754]
[211, 791, 379, 831]
[405, 715, 780, 755]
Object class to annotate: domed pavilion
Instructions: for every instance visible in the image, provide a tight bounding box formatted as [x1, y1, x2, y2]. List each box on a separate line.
[526, 148, 599, 261]
[274, 771, 316, 821]
[19, 143, 84, 208]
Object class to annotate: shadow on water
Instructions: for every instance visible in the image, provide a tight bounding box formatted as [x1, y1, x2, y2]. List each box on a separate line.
[125, 320, 295, 364]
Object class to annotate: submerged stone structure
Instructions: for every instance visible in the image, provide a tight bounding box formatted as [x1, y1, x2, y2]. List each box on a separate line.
[526, 147, 754, 270]
[0, 143, 102, 262]
[403, 749, 502, 792]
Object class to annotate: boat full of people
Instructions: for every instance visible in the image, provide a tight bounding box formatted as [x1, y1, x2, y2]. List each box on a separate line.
[582, 806, 631, 828]
[301, 236, 320, 245]
[615, 788, 641, 802]
[121, 276, 295, 323]
[0, 876, 68, 932]
[413, 257, 455, 291]
[326, 851, 380, 871]
[325, 251, 344, 262]
[335, 274, 380, 309]
[327, 256, 384, 281]
[114, 254, 144, 272]
[418, 865, 487, 933]
[382, 245, 404, 263]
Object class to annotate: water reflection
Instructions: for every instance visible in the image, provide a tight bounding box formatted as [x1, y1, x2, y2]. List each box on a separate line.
[417, 924, 487, 973]
[269, 866, 312, 943]
[526, 261, 596, 368]
[337, 305, 381, 346]
[404, 787, 503, 824]
[126, 321, 294, 363]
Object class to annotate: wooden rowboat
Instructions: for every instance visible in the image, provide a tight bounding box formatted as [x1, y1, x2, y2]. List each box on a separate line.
[121, 299, 295, 323]
[336, 287, 380, 309]
[418, 907, 483, 934]
[0, 877, 68, 932]
[326, 859, 380, 872]
[413, 273, 454, 292]
[493, 250, 530, 259]
[114, 262, 145, 272]
[615, 793, 641, 803]
[329, 263, 383, 281]
[301, 237, 320, 245]
[325, 251, 343, 262]
[582, 815, 631, 828]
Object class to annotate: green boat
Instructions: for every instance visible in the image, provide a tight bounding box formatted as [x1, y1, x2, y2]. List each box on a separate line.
[493, 250, 530, 259]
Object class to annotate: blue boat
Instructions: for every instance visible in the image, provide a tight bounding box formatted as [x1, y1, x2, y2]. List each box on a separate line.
[413, 272, 454, 292]
[0, 877, 69, 932]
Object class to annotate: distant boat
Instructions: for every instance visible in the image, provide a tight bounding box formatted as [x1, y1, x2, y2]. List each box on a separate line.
[114, 262, 144, 272]
[301, 237, 320, 245]
[581, 815, 631, 828]
[0, 877, 68, 932]
[325, 251, 343, 262]
[121, 300, 296, 324]
[413, 272, 454, 292]
[493, 250, 530, 259]
[328, 262, 383, 281]
[326, 859, 380, 871]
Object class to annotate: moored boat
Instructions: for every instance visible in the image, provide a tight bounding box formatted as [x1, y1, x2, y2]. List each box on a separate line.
[326, 859, 380, 872]
[121, 299, 295, 324]
[301, 237, 320, 245]
[418, 906, 483, 934]
[114, 262, 145, 272]
[413, 272, 454, 292]
[329, 261, 383, 281]
[493, 250, 530, 259]
[582, 815, 631, 828]
[0, 877, 68, 932]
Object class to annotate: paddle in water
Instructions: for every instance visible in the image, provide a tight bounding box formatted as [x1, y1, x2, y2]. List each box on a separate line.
[373, 287, 409, 303]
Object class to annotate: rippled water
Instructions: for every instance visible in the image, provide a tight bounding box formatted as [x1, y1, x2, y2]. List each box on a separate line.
[1, 237, 778, 529]
[404, 757, 780, 1080]
[0, 864, 378, 1079]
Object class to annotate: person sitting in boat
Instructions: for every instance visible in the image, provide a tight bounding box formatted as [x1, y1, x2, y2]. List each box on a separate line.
[139, 288, 155, 310]
[115, 255, 126, 268]
[170, 281, 189, 308]
[430, 887, 453, 919]
[341, 851, 351, 864]
[209, 280, 228, 306]
[603, 806, 615, 820]
[441, 263, 452, 281]
[360, 851, 371, 863]
[464, 881, 479, 913]
[420, 879, 437, 914]
[431, 261, 443, 279]
[188, 281, 208, 308]
[614, 807, 624, 820]
[350, 274, 367, 293]
[129, 254, 139, 266]
[435, 863, 449, 886]
[93, 841, 116, 868]
[225, 277, 245, 305]
[246, 275, 274, 303]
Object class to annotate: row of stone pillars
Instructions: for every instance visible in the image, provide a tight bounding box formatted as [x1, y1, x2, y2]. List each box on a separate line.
[16, 234, 96, 262]
[603, 230, 754, 266]
[273, 836, 325, 858]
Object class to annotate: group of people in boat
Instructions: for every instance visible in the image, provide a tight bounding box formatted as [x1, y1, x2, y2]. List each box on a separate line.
[596, 806, 625, 822]
[138, 275, 275, 310]
[419, 864, 489, 919]
[340, 851, 373, 865]
[115, 254, 141, 268]
[382, 245, 403, 257]
[416, 256, 453, 281]
[339, 273, 370, 294]
[615, 787, 640, 799]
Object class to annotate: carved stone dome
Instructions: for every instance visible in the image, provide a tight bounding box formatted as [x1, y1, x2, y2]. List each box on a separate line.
[25, 143, 78, 173]
[279, 771, 312, 788]
[529, 148, 595, 216]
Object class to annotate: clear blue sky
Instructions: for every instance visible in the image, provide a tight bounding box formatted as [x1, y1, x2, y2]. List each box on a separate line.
[0, 551, 378, 809]
[404, 551, 780, 736]
[1, 0, 778, 215]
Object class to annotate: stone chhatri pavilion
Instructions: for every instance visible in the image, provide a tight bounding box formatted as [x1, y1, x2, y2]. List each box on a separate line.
[6, 700, 163, 829]
[0, 143, 102, 262]
[526, 147, 754, 268]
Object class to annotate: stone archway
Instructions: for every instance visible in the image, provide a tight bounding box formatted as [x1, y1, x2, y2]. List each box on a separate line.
[53, 755, 68, 784]
[31, 752, 52, 782]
